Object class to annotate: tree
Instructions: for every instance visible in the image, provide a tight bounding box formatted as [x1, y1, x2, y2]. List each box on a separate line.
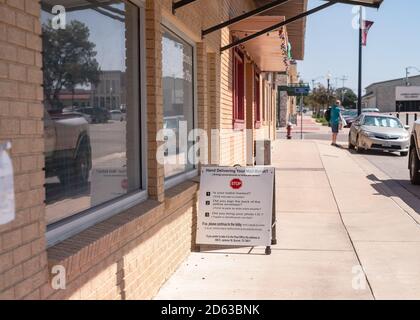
[335, 87, 357, 109]
[42, 20, 101, 109]
[305, 85, 336, 116]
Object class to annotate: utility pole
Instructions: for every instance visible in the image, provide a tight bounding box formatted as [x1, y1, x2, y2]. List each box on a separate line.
[340, 75, 349, 103]
[405, 66, 420, 86]
[334, 77, 339, 88]
[340, 75, 349, 89]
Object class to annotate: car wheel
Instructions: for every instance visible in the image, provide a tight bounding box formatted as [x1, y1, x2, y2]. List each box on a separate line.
[74, 143, 91, 186]
[58, 168, 72, 186]
[348, 134, 355, 150]
[400, 151, 408, 157]
[409, 148, 420, 185]
[58, 142, 91, 187]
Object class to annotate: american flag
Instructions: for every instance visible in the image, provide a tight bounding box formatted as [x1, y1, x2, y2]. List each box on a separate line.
[362, 20, 374, 46]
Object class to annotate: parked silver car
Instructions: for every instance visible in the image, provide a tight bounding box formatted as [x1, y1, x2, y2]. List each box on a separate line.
[348, 113, 410, 156]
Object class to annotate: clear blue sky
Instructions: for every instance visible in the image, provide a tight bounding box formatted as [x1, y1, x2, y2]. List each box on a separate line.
[298, 0, 420, 95]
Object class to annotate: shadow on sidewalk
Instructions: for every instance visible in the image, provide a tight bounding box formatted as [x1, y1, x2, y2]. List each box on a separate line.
[366, 174, 420, 220]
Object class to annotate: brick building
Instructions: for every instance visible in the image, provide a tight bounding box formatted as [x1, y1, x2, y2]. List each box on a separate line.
[0, 0, 306, 300]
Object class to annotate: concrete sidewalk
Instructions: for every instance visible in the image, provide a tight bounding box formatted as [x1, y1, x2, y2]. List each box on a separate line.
[155, 140, 420, 300]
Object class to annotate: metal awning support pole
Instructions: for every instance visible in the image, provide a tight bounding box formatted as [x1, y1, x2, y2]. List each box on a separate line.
[325, 0, 382, 9]
[172, 0, 199, 14]
[357, 5, 363, 115]
[202, 0, 291, 38]
[220, 1, 336, 52]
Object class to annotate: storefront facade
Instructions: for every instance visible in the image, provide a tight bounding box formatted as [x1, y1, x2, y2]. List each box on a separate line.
[0, 0, 306, 299]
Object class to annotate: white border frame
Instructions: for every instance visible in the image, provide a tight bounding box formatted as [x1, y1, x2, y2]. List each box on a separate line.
[46, 0, 148, 247]
[161, 18, 199, 190]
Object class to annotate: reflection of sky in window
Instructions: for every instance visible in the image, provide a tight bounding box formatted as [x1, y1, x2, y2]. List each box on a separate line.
[162, 36, 184, 79]
[41, 4, 126, 71]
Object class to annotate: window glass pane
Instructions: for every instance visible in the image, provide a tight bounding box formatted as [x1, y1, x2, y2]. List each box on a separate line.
[41, 0, 141, 225]
[162, 29, 195, 179]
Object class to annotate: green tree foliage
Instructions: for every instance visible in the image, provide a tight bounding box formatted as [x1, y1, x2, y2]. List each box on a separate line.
[42, 20, 101, 109]
[304, 85, 336, 115]
[335, 87, 357, 108]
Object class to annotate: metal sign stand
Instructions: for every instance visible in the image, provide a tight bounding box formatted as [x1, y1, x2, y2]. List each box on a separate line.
[265, 172, 277, 255]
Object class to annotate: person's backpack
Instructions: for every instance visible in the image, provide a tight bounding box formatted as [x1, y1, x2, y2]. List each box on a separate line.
[324, 108, 331, 122]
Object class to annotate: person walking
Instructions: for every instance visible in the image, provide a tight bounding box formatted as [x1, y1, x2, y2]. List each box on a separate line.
[330, 100, 342, 146]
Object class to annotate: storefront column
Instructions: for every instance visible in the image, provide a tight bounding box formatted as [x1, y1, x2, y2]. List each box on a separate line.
[207, 52, 219, 165]
[146, 0, 165, 202]
[196, 42, 208, 168]
[245, 62, 255, 166]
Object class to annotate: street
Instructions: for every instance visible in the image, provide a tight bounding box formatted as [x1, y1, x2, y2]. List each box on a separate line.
[279, 118, 420, 223]
[361, 150, 419, 197]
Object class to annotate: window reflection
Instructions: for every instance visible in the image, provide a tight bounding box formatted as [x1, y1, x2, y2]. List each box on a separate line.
[41, 0, 141, 224]
[162, 29, 195, 179]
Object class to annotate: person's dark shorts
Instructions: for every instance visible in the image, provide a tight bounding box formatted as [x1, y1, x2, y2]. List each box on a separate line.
[331, 123, 339, 133]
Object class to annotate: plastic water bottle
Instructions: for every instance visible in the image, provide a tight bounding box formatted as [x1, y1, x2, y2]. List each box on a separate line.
[0, 141, 15, 225]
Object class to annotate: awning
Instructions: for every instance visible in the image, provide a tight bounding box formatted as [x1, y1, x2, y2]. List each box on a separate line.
[254, 0, 307, 61]
[231, 16, 289, 72]
[253, 0, 383, 60]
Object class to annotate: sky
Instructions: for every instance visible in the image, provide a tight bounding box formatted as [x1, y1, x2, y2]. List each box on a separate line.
[42, 3, 128, 72]
[298, 0, 420, 95]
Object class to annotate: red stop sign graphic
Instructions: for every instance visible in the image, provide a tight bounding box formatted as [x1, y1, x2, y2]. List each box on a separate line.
[230, 179, 243, 190]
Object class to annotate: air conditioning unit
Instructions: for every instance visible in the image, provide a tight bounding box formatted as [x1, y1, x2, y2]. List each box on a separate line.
[255, 140, 272, 166]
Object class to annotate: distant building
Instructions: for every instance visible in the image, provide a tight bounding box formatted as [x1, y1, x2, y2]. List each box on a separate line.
[363, 75, 420, 112]
[57, 89, 92, 109]
[91, 70, 126, 110]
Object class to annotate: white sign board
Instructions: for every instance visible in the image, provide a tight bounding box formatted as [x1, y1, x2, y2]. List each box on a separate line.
[396, 86, 420, 101]
[0, 142, 15, 225]
[197, 166, 275, 247]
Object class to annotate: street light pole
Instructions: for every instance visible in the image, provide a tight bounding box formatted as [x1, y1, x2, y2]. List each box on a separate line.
[311, 76, 324, 90]
[326, 71, 332, 106]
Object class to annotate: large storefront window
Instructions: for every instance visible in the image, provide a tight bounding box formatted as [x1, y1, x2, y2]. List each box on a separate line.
[41, 1, 143, 232]
[162, 28, 195, 179]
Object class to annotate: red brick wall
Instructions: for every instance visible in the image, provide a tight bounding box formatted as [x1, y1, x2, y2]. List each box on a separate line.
[0, 0, 281, 300]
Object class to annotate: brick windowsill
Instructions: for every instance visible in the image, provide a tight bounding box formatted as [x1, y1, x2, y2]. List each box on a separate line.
[44, 180, 199, 298]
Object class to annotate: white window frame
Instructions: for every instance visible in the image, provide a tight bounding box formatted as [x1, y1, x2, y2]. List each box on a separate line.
[161, 20, 199, 190]
[46, 0, 148, 247]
